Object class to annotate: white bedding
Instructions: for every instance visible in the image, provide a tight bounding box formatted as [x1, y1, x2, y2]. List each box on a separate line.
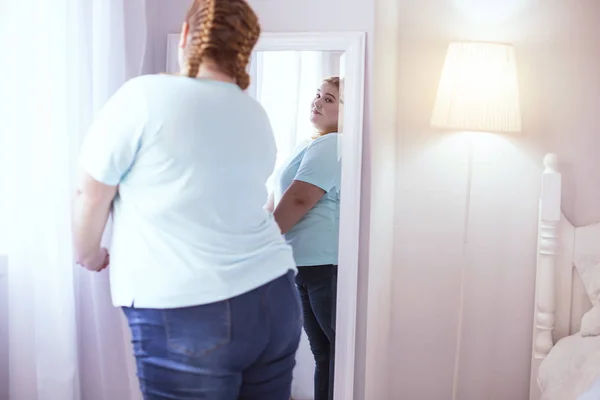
[539, 334, 600, 400]
[578, 377, 600, 400]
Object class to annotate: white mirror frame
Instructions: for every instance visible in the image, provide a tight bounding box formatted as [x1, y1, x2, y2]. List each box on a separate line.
[166, 31, 366, 400]
[256, 32, 366, 400]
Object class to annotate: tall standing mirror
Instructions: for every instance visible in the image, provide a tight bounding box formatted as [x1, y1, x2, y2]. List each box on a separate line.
[166, 31, 365, 400]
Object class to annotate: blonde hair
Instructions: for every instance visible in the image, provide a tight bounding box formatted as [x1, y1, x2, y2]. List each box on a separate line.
[183, 0, 260, 90]
[323, 76, 340, 89]
[323, 76, 343, 104]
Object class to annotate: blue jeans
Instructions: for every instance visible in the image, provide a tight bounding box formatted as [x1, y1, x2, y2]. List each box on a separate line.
[123, 271, 302, 400]
[295, 265, 337, 400]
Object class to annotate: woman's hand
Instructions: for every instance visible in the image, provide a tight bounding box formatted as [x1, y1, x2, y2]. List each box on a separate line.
[72, 170, 116, 271]
[82, 247, 110, 272]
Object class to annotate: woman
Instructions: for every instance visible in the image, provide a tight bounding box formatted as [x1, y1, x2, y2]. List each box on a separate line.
[71, 1, 301, 399]
[267, 77, 342, 400]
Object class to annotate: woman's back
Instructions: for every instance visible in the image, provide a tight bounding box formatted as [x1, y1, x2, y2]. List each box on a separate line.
[80, 74, 295, 308]
[74, 1, 302, 398]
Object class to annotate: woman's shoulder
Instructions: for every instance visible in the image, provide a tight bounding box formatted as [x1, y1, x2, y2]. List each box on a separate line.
[115, 74, 170, 99]
[123, 74, 254, 107]
[126, 73, 167, 86]
[307, 133, 340, 152]
[315, 132, 340, 142]
[125, 73, 192, 91]
[124, 73, 211, 91]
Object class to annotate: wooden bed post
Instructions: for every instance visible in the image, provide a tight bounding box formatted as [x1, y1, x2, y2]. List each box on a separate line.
[530, 153, 562, 400]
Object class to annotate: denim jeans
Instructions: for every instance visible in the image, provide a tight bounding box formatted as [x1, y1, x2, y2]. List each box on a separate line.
[295, 265, 337, 400]
[123, 270, 302, 400]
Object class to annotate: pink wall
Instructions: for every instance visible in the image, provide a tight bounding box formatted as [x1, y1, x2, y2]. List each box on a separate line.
[535, 1, 600, 227]
[390, 0, 600, 398]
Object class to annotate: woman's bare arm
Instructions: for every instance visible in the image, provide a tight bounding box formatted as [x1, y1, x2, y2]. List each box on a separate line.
[273, 180, 325, 234]
[72, 170, 116, 270]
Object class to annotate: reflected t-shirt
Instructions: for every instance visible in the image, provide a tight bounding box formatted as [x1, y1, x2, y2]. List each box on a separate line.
[273, 133, 341, 266]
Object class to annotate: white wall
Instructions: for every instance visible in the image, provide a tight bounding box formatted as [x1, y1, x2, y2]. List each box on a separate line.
[389, 0, 600, 398]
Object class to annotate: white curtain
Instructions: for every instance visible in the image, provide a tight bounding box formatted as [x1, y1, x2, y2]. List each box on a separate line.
[248, 51, 341, 191]
[0, 1, 146, 399]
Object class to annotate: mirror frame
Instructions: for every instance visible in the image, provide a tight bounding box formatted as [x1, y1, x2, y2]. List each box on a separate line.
[166, 31, 366, 400]
[255, 32, 366, 400]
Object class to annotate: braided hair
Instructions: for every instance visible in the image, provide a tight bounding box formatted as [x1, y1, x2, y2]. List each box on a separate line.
[183, 0, 260, 90]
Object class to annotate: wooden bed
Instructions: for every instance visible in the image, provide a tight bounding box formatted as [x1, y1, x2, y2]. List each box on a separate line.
[529, 153, 596, 400]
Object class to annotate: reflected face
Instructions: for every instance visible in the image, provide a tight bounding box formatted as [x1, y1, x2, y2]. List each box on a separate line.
[310, 82, 340, 134]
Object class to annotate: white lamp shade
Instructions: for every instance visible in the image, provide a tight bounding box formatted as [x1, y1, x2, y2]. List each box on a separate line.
[431, 42, 522, 133]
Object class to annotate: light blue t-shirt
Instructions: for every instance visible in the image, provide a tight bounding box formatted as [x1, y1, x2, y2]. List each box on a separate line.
[79, 74, 296, 308]
[273, 133, 342, 266]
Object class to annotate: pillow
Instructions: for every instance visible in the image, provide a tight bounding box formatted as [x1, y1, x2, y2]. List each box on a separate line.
[574, 257, 600, 306]
[580, 305, 600, 337]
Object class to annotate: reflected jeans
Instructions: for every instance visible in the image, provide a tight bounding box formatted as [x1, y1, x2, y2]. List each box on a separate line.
[123, 270, 302, 400]
[295, 265, 337, 400]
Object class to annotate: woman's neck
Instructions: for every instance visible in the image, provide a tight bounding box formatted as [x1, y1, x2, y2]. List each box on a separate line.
[183, 60, 236, 84]
[312, 130, 336, 139]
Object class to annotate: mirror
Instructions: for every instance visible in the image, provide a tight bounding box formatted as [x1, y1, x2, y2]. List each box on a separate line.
[249, 50, 343, 399]
[165, 32, 365, 400]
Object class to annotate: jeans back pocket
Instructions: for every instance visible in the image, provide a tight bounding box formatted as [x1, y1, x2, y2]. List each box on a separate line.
[162, 300, 232, 358]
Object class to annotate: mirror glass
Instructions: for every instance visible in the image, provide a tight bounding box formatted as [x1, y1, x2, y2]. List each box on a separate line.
[249, 50, 343, 399]
[165, 42, 357, 400]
